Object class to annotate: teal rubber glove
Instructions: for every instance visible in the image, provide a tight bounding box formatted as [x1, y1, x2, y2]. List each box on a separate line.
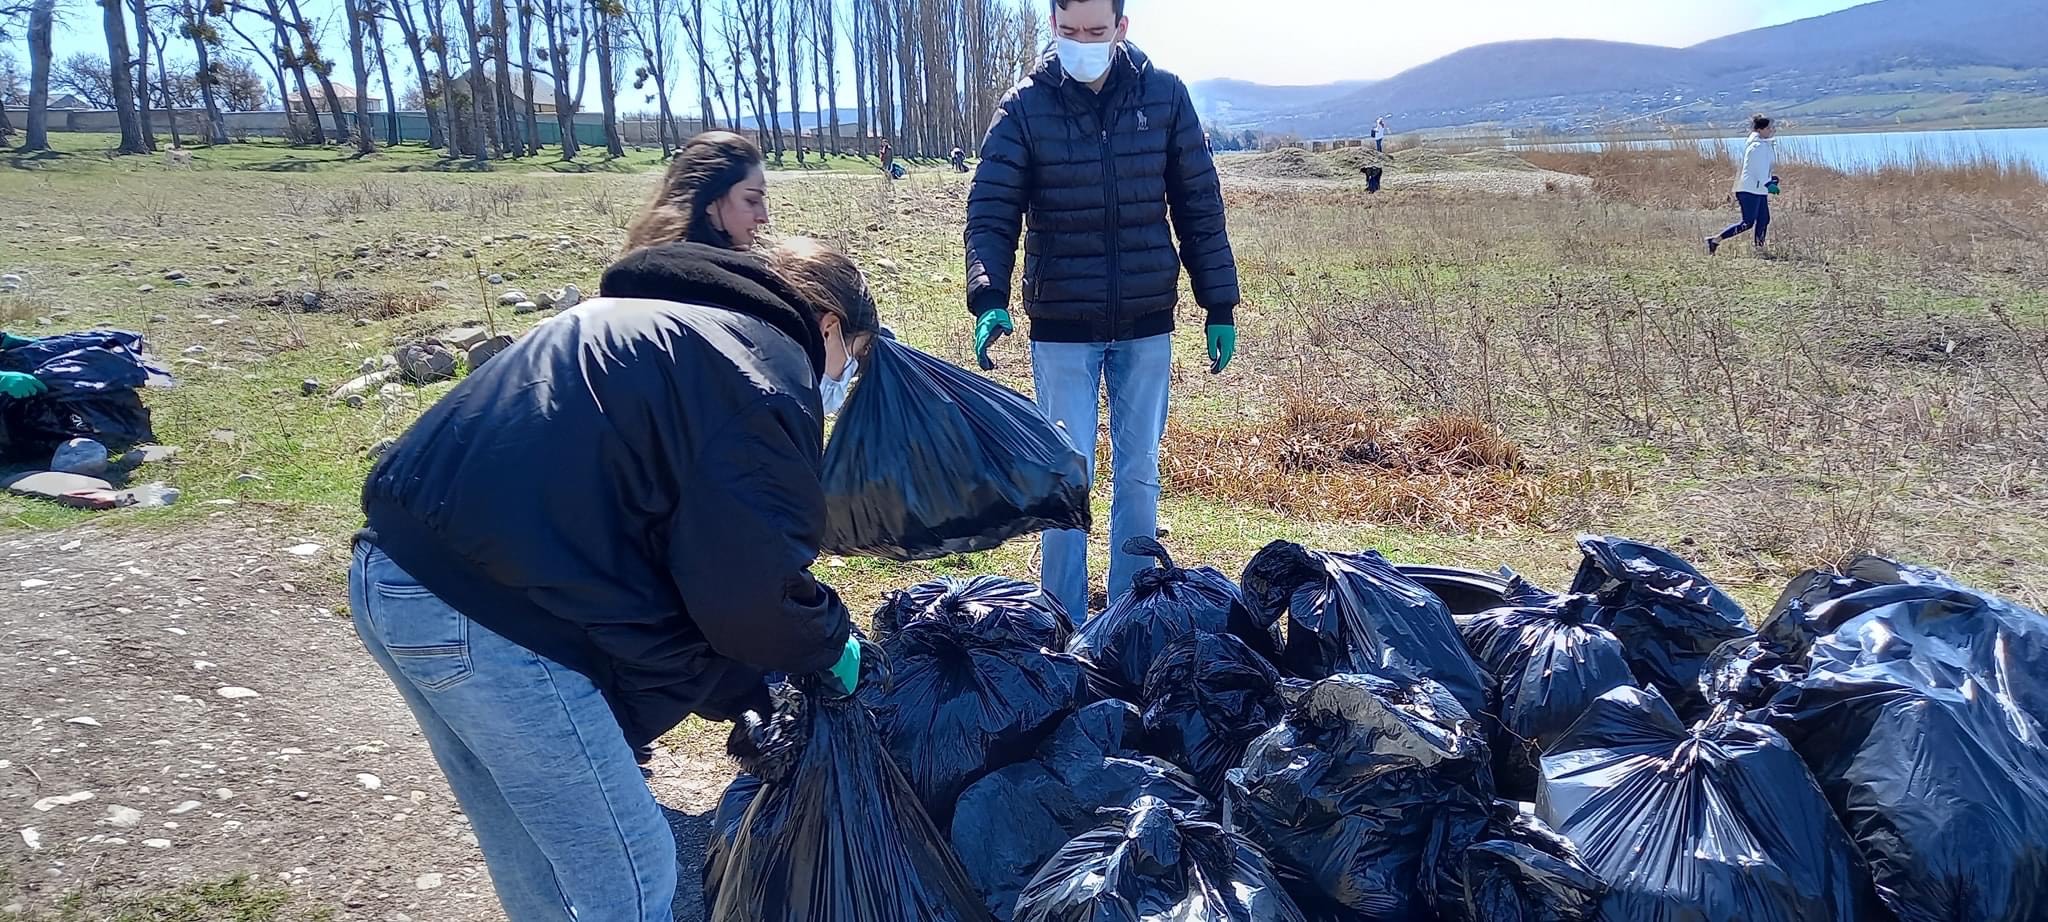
[822, 636, 862, 697]
[974, 308, 1014, 371]
[0, 332, 34, 350]
[0, 371, 46, 399]
[1205, 325, 1237, 374]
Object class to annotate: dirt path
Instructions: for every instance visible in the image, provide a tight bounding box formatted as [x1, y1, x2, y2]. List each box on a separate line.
[1, 517, 732, 920]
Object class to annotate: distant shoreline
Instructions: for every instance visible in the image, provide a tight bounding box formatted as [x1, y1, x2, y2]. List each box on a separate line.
[1410, 119, 2048, 147]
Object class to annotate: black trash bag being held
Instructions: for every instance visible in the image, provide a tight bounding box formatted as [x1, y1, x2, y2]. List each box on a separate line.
[862, 576, 1089, 827]
[1013, 796, 1309, 922]
[1460, 802, 1604, 922]
[1754, 562, 2048, 922]
[1068, 537, 1280, 700]
[1458, 587, 1635, 800]
[1536, 685, 1880, 922]
[820, 337, 1091, 560]
[1227, 673, 1494, 921]
[1138, 631, 1284, 797]
[1568, 535, 1752, 720]
[1241, 540, 1492, 717]
[703, 680, 994, 922]
[952, 699, 1212, 921]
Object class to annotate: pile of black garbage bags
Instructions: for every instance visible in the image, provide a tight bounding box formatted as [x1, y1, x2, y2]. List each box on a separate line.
[0, 330, 170, 461]
[706, 532, 2048, 922]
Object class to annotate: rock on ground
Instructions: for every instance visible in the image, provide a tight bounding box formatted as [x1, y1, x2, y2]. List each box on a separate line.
[0, 520, 727, 920]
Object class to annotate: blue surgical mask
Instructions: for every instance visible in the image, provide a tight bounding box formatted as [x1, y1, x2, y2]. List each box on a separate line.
[820, 354, 858, 415]
[1057, 37, 1118, 84]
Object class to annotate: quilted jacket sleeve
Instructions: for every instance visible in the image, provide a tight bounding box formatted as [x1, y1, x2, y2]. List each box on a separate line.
[965, 88, 1032, 318]
[1163, 77, 1240, 322]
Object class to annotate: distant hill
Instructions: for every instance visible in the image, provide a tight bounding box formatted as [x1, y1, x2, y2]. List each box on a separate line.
[1199, 0, 2048, 138]
[1189, 78, 1374, 125]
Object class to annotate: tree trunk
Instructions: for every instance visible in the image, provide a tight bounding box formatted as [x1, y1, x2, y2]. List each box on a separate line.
[686, 0, 712, 131]
[130, 0, 158, 150]
[151, 31, 182, 146]
[571, 0, 590, 104]
[808, 4, 822, 155]
[891, 0, 916, 156]
[542, 0, 577, 158]
[255, 0, 318, 142]
[721, 11, 742, 132]
[489, 0, 519, 155]
[22, 0, 55, 151]
[367, 5, 399, 144]
[339, 0, 375, 152]
[102, 0, 149, 153]
[516, 0, 540, 153]
[281, 0, 350, 141]
[820, 0, 838, 155]
[849, 0, 865, 156]
[417, 0, 460, 156]
[188, 7, 230, 144]
[388, 0, 441, 148]
[591, 0, 623, 157]
[784, 0, 801, 164]
[457, 0, 495, 158]
[871, 0, 893, 153]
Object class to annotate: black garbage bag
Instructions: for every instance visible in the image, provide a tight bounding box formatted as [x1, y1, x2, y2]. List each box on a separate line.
[1227, 673, 1493, 921]
[1537, 685, 1880, 922]
[1138, 631, 1284, 796]
[820, 336, 1091, 560]
[1460, 802, 1603, 922]
[703, 680, 995, 922]
[1013, 795, 1308, 922]
[1241, 540, 1492, 717]
[0, 330, 170, 457]
[1068, 537, 1280, 700]
[1568, 535, 1752, 720]
[953, 699, 1212, 921]
[863, 576, 1089, 827]
[1752, 561, 2048, 922]
[1458, 587, 1635, 800]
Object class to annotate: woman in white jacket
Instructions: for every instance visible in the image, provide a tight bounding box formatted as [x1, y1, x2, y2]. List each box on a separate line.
[1707, 114, 1778, 255]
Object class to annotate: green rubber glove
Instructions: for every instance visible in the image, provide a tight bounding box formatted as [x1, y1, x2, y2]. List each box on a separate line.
[0, 332, 34, 350]
[822, 636, 862, 697]
[0, 371, 47, 399]
[974, 308, 1014, 371]
[1205, 324, 1237, 374]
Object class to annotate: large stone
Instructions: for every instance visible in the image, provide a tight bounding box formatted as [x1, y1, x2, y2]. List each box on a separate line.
[534, 290, 556, 309]
[394, 341, 457, 385]
[556, 284, 582, 309]
[51, 439, 110, 477]
[437, 326, 490, 350]
[466, 335, 515, 370]
[497, 290, 526, 306]
[513, 300, 540, 314]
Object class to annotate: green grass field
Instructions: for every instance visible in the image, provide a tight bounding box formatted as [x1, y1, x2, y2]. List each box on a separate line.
[4, 130, 2045, 619]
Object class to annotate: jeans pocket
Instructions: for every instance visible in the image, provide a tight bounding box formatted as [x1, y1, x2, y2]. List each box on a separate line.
[363, 555, 473, 692]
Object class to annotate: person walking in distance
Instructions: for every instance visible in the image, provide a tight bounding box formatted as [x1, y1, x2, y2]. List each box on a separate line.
[1375, 115, 1389, 152]
[1708, 114, 1779, 255]
[965, 0, 1240, 619]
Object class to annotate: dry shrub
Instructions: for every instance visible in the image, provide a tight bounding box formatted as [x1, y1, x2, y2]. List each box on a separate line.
[1162, 395, 1597, 531]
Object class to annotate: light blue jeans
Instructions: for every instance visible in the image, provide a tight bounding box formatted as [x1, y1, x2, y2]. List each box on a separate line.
[349, 543, 677, 922]
[1031, 333, 1173, 620]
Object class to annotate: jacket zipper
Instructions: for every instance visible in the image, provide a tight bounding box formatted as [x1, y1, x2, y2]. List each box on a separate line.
[1099, 107, 1121, 342]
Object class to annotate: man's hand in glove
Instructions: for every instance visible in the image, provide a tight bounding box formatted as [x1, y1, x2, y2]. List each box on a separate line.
[1206, 325, 1237, 374]
[0, 371, 46, 399]
[974, 309, 1014, 371]
[820, 636, 862, 697]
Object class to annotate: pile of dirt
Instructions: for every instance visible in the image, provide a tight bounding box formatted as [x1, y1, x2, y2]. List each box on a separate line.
[1226, 148, 1341, 180]
[1325, 147, 1396, 174]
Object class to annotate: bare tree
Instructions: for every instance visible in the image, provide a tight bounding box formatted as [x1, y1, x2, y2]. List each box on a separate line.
[128, 0, 158, 148]
[488, 0, 522, 155]
[178, 0, 230, 143]
[241, 0, 319, 141]
[416, 0, 462, 155]
[622, 0, 679, 152]
[813, 0, 835, 153]
[782, 0, 801, 162]
[382, 0, 442, 147]
[678, 0, 713, 130]
[143, 8, 179, 145]
[360, 0, 398, 143]
[515, 0, 540, 154]
[536, 0, 577, 157]
[715, 0, 741, 129]
[590, 0, 622, 154]
[867, 0, 892, 151]
[98, 0, 149, 152]
[455, 0, 495, 157]
[339, 0, 376, 152]
[22, 0, 56, 150]
[738, 0, 779, 158]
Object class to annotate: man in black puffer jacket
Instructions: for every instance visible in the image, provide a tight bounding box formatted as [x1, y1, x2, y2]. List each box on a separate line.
[965, 0, 1239, 620]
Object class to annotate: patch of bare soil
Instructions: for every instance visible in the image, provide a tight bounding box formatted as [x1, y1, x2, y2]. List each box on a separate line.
[1, 518, 731, 920]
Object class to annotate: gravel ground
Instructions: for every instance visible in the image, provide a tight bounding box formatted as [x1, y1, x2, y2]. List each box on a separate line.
[1, 517, 731, 920]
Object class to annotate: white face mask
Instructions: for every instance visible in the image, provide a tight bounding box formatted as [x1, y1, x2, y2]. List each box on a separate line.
[1057, 36, 1118, 84]
[820, 354, 858, 415]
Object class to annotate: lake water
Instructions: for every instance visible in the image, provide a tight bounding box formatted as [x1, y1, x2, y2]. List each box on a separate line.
[1521, 126, 2048, 173]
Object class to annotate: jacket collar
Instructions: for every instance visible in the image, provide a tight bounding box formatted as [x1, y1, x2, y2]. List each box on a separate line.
[598, 243, 828, 377]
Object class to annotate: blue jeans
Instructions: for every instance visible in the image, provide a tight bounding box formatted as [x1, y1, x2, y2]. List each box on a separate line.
[1718, 191, 1771, 245]
[349, 543, 676, 922]
[1031, 333, 1172, 620]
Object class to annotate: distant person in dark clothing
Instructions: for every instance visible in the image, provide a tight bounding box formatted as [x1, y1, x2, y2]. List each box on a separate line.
[1708, 114, 1779, 255]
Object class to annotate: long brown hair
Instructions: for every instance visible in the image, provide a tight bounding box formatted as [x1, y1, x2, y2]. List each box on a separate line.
[767, 238, 881, 341]
[625, 131, 764, 251]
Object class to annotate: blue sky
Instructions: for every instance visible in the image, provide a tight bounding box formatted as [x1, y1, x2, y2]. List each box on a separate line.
[29, 0, 1874, 107]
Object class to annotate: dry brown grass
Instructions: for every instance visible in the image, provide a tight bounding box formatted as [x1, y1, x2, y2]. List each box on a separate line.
[1161, 394, 1607, 531]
